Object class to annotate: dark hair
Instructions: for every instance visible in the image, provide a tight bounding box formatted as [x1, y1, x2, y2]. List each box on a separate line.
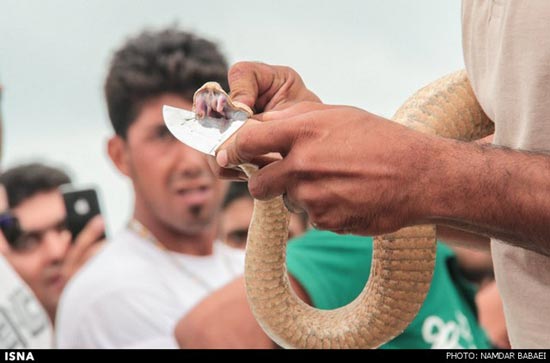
[105, 27, 229, 138]
[0, 163, 71, 208]
[222, 182, 251, 209]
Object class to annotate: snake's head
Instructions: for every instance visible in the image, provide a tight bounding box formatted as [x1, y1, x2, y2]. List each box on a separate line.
[193, 82, 252, 122]
[162, 82, 253, 156]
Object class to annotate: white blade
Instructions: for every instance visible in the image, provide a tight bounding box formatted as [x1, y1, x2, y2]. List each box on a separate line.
[163, 105, 247, 156]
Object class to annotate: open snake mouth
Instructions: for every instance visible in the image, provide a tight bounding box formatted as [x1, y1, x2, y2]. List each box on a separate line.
[162, 84, 250, 156]
[193, 82, 251, 122]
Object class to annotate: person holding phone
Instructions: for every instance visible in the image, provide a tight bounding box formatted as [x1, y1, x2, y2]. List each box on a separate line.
[0, 162, 105, 322]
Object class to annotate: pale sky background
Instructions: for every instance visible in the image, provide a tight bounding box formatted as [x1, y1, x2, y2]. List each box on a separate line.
[0, 0, 464, 234]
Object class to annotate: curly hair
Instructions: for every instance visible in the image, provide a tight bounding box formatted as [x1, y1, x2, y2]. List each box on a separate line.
[105, 27, 229, 138]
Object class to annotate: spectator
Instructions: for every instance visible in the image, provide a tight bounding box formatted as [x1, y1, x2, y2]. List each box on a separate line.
[0, 163, 104, 323]
[55, 27, 244, 348]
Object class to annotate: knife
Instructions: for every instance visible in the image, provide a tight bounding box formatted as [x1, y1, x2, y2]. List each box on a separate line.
[162, 105, 247, 156]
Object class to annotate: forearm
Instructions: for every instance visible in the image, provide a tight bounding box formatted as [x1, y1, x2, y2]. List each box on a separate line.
[425, 140, 550, 255]
[175, 276, 273, 348]
[175, 275, 311, 348]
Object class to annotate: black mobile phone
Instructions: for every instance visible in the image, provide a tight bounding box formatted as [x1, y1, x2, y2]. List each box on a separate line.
[61, 187, 105, 242]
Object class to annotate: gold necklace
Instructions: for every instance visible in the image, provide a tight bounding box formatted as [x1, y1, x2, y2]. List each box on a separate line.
[127, 219, 235, 292]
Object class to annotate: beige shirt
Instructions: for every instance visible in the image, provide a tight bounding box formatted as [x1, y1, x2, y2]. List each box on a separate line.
[462, 0, 550, 348]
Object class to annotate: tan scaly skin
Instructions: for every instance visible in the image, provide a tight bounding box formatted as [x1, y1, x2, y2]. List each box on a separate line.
[193, 71, 493, 349]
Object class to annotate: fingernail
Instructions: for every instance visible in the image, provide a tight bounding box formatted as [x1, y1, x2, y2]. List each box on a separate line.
[216, 150, 228, 167]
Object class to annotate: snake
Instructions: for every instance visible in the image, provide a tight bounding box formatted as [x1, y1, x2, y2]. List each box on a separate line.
[193, 70, 494, 349]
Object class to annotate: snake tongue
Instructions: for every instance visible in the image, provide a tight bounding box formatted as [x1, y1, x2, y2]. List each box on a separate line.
[163, 105, 247, 156]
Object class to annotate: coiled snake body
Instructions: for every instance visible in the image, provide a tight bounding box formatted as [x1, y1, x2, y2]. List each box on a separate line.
[195, 70, 493, 349]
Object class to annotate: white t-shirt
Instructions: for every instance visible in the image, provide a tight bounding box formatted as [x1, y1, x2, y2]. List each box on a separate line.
[0, 255, 53, 348]
[55, 228, 244, 348]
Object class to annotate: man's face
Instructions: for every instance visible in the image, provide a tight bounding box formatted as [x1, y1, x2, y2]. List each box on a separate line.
[115, 93, 227, 235]
[3, 190, 71, 316]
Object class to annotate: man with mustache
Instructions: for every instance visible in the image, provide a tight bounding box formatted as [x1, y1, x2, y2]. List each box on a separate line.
[55, 27, 248, 348]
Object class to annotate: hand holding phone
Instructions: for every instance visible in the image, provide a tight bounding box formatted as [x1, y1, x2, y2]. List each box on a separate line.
[61, 187, 106, 242]
[60, 187, 106, 281]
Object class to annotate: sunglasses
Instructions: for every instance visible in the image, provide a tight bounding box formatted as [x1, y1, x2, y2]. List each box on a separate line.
[0, 211, 70, 252]
[0, 211, 22, 248]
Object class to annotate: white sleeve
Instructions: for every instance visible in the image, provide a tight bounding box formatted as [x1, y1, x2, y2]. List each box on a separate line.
[55, 287, 179, 349]
[0, 256, 53, 349]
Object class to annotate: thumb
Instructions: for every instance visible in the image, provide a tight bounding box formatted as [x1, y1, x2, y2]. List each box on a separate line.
[228, 61, 262, 110]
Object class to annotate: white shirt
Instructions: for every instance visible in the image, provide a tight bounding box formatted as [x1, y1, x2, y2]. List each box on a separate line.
[0, 255, 53, 348]
[55, 228, 244, 348]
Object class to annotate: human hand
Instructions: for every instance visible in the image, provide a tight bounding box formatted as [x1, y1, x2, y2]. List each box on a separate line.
[207, 62, 322, 180]
[61, 215, 105, 282]
[227, 62, 321, 113]
[216, 102, 441, 235]
[210, 102, 335, 180]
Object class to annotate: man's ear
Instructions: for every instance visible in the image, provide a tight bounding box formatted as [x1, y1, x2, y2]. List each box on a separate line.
[107, 135, 130, 177]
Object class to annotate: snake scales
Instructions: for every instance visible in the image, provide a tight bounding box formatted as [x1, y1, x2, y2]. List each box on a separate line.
[194, 70, 494, 349]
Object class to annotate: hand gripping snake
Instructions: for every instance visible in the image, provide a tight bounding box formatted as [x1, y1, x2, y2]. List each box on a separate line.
[193, 70, 494, 349]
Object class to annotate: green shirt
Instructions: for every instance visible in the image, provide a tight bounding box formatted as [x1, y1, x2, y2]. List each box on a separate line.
[286, 229, 491, 349]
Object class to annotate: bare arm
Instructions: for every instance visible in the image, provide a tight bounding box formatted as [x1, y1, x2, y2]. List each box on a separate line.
[217, 104, 550, 256]
[426, 140, 550, 255]
[175, 275, 311, 348]
[434, 134, 494, 253]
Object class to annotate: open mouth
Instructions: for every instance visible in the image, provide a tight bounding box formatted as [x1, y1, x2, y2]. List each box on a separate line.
[176, 185, 213, 205]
